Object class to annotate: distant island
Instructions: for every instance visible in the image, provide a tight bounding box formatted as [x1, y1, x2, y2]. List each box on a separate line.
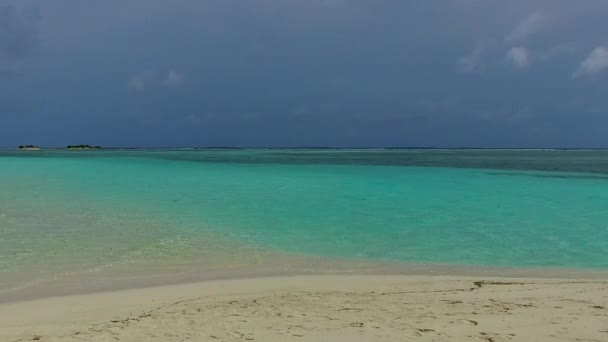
[66, 145, 101, 150]
[18, 145, 41, 151]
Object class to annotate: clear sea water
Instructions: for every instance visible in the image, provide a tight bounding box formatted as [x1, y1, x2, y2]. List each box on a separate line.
[1, 149, 608, 294]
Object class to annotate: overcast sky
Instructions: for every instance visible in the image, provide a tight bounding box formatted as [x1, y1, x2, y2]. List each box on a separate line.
[1, 0, 608, 148]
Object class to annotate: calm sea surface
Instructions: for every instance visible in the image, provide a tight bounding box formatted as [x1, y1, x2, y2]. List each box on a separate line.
[1, 149, 608, 294]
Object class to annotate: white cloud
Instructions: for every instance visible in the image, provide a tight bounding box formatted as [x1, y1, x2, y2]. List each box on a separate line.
[458, 39, 496, 73]
[129, 70, 154, 91]
[574, 47, 608, 78]
[540, 43, 577, 61]
[129, 74, 148, 91]
[129, 70, 185, 91]
[164, 70, 184, 87]
[506, 47, 530, 68]
[458, 45, 485, 73]
[505, 13, 546, 44]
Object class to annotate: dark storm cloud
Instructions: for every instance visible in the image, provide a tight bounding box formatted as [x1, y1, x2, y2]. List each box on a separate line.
[1, 0, 608, 148]
[0, 5, 39, 61]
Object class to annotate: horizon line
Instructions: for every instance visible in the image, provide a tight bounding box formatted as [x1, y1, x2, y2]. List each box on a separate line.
[3, 146, 608, 151]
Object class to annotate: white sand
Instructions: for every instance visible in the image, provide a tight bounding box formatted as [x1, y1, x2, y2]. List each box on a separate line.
[2, 275, 608, 341]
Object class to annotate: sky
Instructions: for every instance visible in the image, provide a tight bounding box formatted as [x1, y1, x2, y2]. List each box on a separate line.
[1, 0, 608, 148]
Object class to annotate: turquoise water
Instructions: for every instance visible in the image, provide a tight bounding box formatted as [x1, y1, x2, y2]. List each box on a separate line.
[2, 149, 608, 285]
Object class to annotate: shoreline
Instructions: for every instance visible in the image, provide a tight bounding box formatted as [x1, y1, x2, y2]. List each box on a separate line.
[2, 255, 608, 305]
[2, 274, 608, 341]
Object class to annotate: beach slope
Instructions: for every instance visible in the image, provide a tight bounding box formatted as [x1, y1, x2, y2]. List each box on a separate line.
[1, 275, 607, 342]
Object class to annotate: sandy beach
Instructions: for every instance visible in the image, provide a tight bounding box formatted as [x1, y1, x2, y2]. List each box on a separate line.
[2, 275, 607, 342]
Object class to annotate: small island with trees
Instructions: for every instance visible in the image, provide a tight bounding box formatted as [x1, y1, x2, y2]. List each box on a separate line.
[18, 145, 41, 151]
[66, 145, 102, 150]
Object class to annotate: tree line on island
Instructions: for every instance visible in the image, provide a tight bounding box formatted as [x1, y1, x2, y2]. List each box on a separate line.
[18, 145, 40, 150]
[66, 145, 101, 149]
[18, 145, 102, 150]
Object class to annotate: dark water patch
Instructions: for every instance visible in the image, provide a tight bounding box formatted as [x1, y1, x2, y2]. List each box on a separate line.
[3, 149, 608, 174]
[487, 172, 608, 181]
[148, 149, 608, 175]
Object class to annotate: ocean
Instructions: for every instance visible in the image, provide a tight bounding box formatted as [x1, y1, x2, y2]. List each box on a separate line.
[1, 149, 608, 298]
